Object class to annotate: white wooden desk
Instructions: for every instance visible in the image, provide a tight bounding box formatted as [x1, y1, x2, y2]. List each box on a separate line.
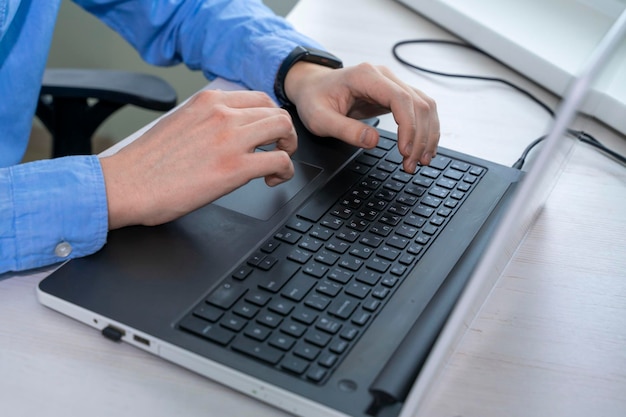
[2, 1, 625, 416]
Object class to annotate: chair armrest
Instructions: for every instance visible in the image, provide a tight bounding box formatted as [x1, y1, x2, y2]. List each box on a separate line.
[40, 68, 177, 111]
[37, 68, 178, 157]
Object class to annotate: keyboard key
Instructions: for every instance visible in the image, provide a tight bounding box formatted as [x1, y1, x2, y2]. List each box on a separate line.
[260, 239, 280, 254]
[356, 269, 381, 286]
[258, 256, 278, 271]
[304, 329, 332, 347]
[327, 268, 353, 284]
[290, 307, 318, 325]
[244, 324, 272, 341]
[303, 262, 329, 278]
[281, 355, 310, 375]
[245, 290, 271, 306]
[362, 298, 381, 312]
[269, 333, 296, 351]
[193, 304, 224, 322]
[304, 293, 332, 311]
[376, 137, 395, 150]
[288, 248, 313, 264]
[207, 281, 246, 310]
[281, 273, 316, 301]
[220, 314, 247, 332]
[328, 296, 359, 319]
[329, 338, 349, 354]
[316, 280, 343, 297]
[294, 342, 321, 361]
[360, 233, 384, 248]
[274, 227, 301, 244]
[281, 320, 307, 337]
[470, 166, 484, 176]
[307, 365, 328, 381]
[247, 252, 265, 267]
[339, 256, 364, 271]
[257, 262, 299, 293]
[340, 326, 359, 341]
[451, 161, 470, 172]
[443, 168, 464, 181]
[420, 167, 441, 179]
[345, 282, 371, 299]
[316, 317, 342, 334]
[366, 257, 391, 273]
[318, 352, 338, 368]
[257, 312, 283, 329]
[232, 336, 283, 365]
[232, 301, 259, 319]
[268, 299, 295, 316]
[286, 218, 313, 233]
[232, 265, 253, 280]
[314, 250, 340, 266]
[179, 316, 235, 346]
[336, 228, 359, 243]
[299, 236, 324, 252]
[429, 155, 451, 170]
[351, 311, 371, 326]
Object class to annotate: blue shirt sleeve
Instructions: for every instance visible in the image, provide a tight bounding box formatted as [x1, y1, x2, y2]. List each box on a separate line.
[1, 0, 323, 274]
[0, 155, 108, 273]
[73, 0, 324, 102]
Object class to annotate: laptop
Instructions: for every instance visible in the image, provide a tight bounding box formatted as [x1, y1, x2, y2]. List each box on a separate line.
[394, 0, 626, 136]
[37, 8, 626, 417]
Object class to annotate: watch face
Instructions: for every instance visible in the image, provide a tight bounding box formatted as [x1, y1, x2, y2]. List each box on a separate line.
[301, 46, 343, 69]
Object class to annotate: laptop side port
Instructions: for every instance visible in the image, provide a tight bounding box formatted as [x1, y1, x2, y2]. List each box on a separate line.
[133, 334, 151, 347]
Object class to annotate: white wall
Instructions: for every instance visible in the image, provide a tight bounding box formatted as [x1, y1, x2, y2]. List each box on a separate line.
[46, 0, 298, 142]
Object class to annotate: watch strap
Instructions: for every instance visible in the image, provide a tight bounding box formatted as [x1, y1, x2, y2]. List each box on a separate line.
[274, 46, 343, 106]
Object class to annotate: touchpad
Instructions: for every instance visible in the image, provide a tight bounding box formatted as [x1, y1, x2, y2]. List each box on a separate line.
[212, 156, 323, 221]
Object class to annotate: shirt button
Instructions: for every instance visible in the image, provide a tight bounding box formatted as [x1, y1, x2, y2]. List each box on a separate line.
[55, 242, 73, 258]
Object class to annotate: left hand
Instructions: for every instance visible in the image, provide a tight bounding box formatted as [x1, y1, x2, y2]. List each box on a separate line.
[284, 62, 440, 174]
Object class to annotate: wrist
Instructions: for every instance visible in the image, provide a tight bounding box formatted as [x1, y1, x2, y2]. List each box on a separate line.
[283, 62, 333, 108]
[274, 46, 342, 107]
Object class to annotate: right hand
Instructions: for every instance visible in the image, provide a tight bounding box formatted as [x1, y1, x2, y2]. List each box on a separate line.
[100, 89, 297, 230]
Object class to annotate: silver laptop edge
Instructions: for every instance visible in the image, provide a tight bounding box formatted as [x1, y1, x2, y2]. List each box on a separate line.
[400, 8, 626, 417]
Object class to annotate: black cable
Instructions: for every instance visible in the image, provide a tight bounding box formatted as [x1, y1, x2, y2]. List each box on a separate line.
[392, 39, 626, 169]
[573, 130, 626, 165]
[392, 39, 555, 118]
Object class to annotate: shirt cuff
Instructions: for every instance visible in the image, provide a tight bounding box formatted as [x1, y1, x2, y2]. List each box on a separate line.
[0, 155, 108, 273]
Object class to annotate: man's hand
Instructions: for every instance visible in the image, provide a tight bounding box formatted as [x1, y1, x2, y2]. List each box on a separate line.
[284, 62, 440, 174]
[100, 90, 297, 230]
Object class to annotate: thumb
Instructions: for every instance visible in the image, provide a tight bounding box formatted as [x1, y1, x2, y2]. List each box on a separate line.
[305, 109, 380, 149]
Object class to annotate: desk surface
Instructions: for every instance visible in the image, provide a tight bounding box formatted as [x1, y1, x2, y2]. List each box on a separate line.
[2, 1, 626, 416]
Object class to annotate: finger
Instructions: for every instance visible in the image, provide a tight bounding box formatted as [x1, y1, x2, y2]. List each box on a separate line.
[374, 67, 440, 172]
[239, 110, 298, 156]
[239, 149, 295, 187]
[189, 89, 278, 110]
[400, 89, 440, 172]
[329, 65, 421, 153]
[309, 105, 381, 149]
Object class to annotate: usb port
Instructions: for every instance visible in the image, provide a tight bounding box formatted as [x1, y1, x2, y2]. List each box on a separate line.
[133, 334, 151, 346]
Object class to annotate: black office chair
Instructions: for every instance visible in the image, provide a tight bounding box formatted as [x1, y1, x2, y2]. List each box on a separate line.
[36, 68, 178, 158]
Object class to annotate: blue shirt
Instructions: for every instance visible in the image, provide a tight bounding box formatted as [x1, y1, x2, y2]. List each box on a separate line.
[0, 0, 320, 273]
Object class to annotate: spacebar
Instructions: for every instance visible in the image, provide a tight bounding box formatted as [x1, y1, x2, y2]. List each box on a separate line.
[297, 168, 361, 222]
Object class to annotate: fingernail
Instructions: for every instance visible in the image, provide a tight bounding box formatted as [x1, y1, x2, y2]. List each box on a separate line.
[405, 160, 417, 174]
[421, 152, 433, 165]
[360, 128, 374, 147]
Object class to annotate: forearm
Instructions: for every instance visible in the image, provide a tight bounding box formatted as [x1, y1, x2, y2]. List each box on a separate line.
[0, 156, 108, 273]
[74, 0, 323, 101]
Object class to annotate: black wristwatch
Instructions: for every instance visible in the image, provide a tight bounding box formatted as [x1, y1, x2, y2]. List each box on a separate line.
[274, 45, 343, 107]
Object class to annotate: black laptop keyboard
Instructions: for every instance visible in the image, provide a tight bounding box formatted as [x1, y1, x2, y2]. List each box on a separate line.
[178, 135, 485, 384]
